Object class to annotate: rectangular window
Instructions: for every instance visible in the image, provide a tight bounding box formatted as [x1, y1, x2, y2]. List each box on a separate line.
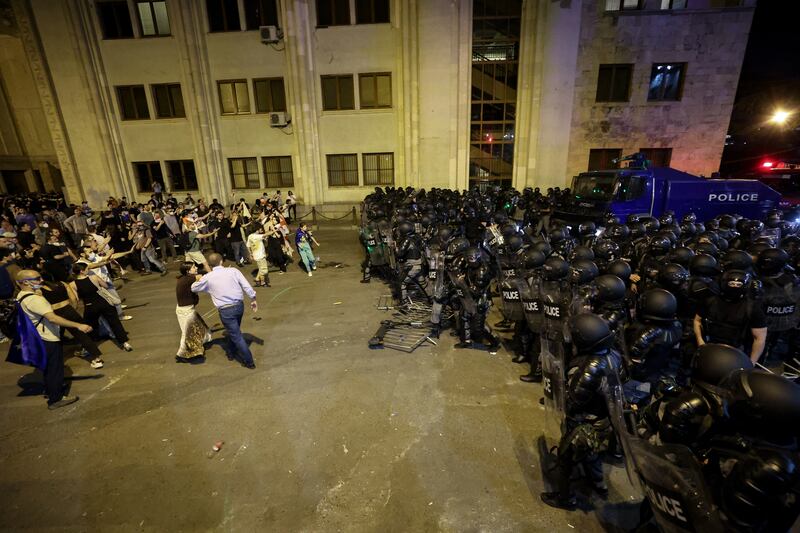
[356, 0, 390, 24]
[152, 83, 185, 118]
[207, 0, 241, 32]
[97, 1, 134, 39]
[604, 0, 641, 10]
[133, 161, 163, 192]
[166, 160, 198, 191]
[648, 63, 685, 101]
[358, 73, 392, 109]
[218, 80, 250, 115]
[317, 0, 350, 26]
[263, 156, 294, 188]
[661, 0, 688, 8]
[229, 157, 260, 189]
[253, 78, 287, 113]
[363, 153, 394, 185]
[639, 148, 673, 168]
[326, 154, 359, 186]
[116, 85, 150, 120]
[136, 1, 170, 36]
[596, 64, 632, 103]
[321, 75, 355, 110]
[244, 0, 279, 30]
[588, 149, 622, 171]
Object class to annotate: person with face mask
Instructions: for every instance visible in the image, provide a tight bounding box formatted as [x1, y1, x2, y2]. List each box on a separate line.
[129, 220, 167, 276]
[14, 269, 93, 409]
[151, 212, 177, 263]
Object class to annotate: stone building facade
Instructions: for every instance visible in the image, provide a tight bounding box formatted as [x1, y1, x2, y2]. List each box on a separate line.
[0, 0, 755, 205]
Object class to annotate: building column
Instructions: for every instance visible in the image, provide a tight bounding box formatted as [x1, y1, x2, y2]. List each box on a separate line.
[452, 0, 471, 191]
[512, 0, 541, 190]
[397, 0, 419, 189]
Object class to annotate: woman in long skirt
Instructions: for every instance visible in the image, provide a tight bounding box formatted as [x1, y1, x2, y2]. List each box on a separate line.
[175, 262, 211, 362]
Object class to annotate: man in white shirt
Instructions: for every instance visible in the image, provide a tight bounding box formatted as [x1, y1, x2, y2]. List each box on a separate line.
[15, 270, 93, 409]
[246, 226, 270, 287]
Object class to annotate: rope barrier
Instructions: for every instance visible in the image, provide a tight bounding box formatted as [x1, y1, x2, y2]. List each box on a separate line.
[314, 211, 354, 221]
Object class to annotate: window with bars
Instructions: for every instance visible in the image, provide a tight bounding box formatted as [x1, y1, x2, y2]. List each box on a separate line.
[218, 80, 250, 115]
[117, 85, 150, 120]
[317, 0, 351, 26]
[363, 153, 394, 185]
[327, 154, 359, 186]
[97, 1, 134, 39]
[229, 158, 260, 189]
[207, 0, 241, 32]
[596, 64, 633, 102]
[166, 160, 198, 191]
[244, 0, 279, 30]
[588, 149, 622, 171]
[152, 83, 185, 118]
[639, 148, 673, 168]
[358, 73, 391, 109]
[263, 156, 294, 188]
[355, 0, 390, 24]
[648, 63, 685, 101]
[136, 1, 170, 36]
[253, 78, 287, 113]
[133, 161, 163, 192]
[321, 75, 355, 110]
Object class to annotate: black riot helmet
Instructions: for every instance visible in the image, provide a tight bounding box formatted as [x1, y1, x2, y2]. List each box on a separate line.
[648, 236, 672, 256]
[689, 253, 720, 277]
[605, 224, 630, 240]
[642, 217, 661, 235]
[605, 259, 632, 283]
[693, 241, 719, 258]
[780, 235, 800, 258]
[659, 212, 675, 227]
[420, 214, 433, 228]
[464, 246, 482, 266]
[681, 213, 697, 224]
[568, 313, 615, 355]
[522, 249, 546, 270]
[506, 235, 524, 253]
[446, 237, 470, 258]
[578, 221, 597, 237]
[397, 221, 415, 236]
[679, 222, 697, 238]
[501, 223, 518, 240]
[628, 222, 647, 240]
[569, 259, 599, 285]
[658, 263, 689, 289]
[493, 211, 509, 226]
[532, 240, 552, 257]
[718, 214, 736, 230]
[594, 274, 626, 303]
[569, 246, 595, 261]
[548, 227, 569, 243]
[668, 246, 695, 268]
[723, 369, 800, 442]
[721, 250, 753, 272]
[692, 343, 752, 386]
[756, 248, 789, 277]
[765, 211, 782, 229]
[746, 242, 772, 259]
[542, 256, 569, 281]
[436, 225, 453, 243]
[719, 270, 751, 300]
[637, 288, 678, 323]
[593, 240, 620, 262]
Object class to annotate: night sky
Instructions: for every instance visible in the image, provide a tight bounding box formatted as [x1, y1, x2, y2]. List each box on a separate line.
[721, 1, 800, 176]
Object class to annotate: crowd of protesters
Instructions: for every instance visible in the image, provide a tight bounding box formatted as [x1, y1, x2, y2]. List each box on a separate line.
[0, 189, 318, 409]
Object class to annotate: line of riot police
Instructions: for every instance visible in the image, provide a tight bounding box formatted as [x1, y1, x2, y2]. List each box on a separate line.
[359, 185, 800, 532]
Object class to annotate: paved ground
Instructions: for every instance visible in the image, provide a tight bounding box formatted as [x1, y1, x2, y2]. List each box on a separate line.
[0, 228, 640, 532]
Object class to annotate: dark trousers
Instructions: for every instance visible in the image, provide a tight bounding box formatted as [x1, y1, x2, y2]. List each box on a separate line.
[218, 301, 253, 365]
[84, 301, 129, 344]
[43, 340, 65, 404]
[56, 305, 102, 358]
[288, 204, 297, 221]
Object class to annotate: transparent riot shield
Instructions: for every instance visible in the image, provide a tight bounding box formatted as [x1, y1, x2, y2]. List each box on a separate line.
[500, 278, 525, 322]
[601, 352, 640, 489]
[540, 337, 566, 433]
[627, 439, 725, 533]
[427, 251, 446, 300]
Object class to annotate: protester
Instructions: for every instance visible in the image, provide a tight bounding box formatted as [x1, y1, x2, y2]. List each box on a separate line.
[295, 222, 319, 276]
[71, 262, 133, 352]
[175, 262, 211, 362]
[246, 226, 271, 287]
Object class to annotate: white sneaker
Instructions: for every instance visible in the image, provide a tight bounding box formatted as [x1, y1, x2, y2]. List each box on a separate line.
[120, 315, 133, 321]
[90, 359, 104, 369]
[308, 271, 313, 277]
[122, 342, 133, 352]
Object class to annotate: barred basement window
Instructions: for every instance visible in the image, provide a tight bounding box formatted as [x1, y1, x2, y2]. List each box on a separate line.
[362, 153, 394, 185]
[97, 1, 134, 39]
[321, 75, 354, 110]
[133, 161, 163, 192]
[596, 64, 632, 102]
[587, 149, 622, 171]
[263, 156, 294, 188]
[327, 154, 359, 186]
[136, 1, 170, 36]
[152, 83, 185, 118]
[117, 85, 150, 120]
[166, 160, 198, 191]
[253, 78, 287, 113]
[358, 73, 392, 109]
[218, 80, 250, 115]
[229, 157, 260, 189]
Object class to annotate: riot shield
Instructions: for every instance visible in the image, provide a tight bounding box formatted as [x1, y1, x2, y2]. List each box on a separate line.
[521, 275, 544, 334]
[364, 228, 387, 267]
[450, 272, 477, 316]
[627, 439, 725, 533]
[601, 352, 639, 489]
[540, 338, 565, 430]
[427, 250, 446, 300]
[499, 277, 525, 322]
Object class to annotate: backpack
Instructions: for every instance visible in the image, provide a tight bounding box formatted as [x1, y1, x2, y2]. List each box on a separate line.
[4, 294, 48, 370]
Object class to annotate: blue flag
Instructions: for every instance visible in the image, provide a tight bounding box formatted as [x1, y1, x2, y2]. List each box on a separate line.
[6, 301, 48, 370]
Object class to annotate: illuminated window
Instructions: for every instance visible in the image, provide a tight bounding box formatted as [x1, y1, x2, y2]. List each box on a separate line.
[218, 80, 250, 115]
[327, 154, 359, 186]
[648, 64, 685, 101]
[136, 1, 170, 36]
[229, 158, 260, 189]
[133, 161, 162, 192]
[605, 0, 641, 10]
[359, 73, 392, 109]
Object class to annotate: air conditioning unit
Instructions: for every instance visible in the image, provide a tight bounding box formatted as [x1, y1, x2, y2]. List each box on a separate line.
[260, 25, 281, 44]
[269, 112, 289, 127]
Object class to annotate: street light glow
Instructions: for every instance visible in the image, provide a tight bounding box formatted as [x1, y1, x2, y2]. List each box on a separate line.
[770, 109, 791, 124]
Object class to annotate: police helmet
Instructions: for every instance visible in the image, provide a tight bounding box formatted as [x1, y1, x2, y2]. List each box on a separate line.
[668, 246, 695, 268]
[626, 214, 642, 224]
[659, 213, 675, 227]
[578, 221, 596, 237]
[780, 235, 800, 258]
[397, 221, 415, 236]
[718, 214, 736, 230]
[721, 250, 753, 272]
[464, 246, 482, 266]
[692, 343, 752, 386]
[679, 222, 697, 237]
[593, 240, 620, 261]
[501, 223, 518, 240]
[594, 274, 626, 303]
[746, 242, 772, 259]
[446, 237, 470, 258]
[724, 369, 800, 441]
[532, 241, 552, 257]
[420, 215, 433, 227]
[506, 235, 524, 253]
[637, 288, 677, 322]
[605, 224, 630, 240]
[569, 246, 595, 261]
[628, 222, 647, 240]
[522, 249, 546, 270]
[756, 248, 789, 277]
[606, 214, 622, 226]
[648, 236, 672, 256]
[658, 263, 689, 288]
[765, 211, 782, 229]
[693, 241, 719, 258]
[719, 270, 751, 300]
[689, 253, 720, 277]
[548, 227, 568, 243]
[568, 314, 615, 355]
[493, 211, 509, 226]
[436, 226, 453, 243]
[569, 259, 599, 285]
[605, 259, 632, 282]
[542, 257, 569, 281]
[642, 217, 661, 234]
[681, 213, 697, 224]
